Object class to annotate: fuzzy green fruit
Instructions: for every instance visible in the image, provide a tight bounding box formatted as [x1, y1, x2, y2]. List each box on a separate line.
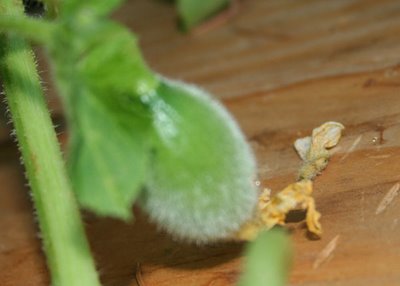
[140, 79, 258, 243]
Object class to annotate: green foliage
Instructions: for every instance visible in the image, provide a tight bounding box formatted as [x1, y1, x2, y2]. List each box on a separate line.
[66, 92, 151, 219]
[0, 0, 258, 234]
[58, 0, 124, 17]
[177, 0, 230, 30]
[50, 7, 258, 227]
[41, 10, 158, 217]
[45, 8, 158, 218]
[238, 229, 292, 286]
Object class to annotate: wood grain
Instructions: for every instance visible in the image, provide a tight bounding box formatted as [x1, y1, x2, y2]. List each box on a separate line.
[1, 0, 400, 285]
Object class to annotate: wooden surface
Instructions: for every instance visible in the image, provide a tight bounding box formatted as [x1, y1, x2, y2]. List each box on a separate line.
[1, 0, 400, 285]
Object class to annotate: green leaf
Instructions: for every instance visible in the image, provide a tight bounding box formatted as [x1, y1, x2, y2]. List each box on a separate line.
[79, 22, 157, 96]
[60, 0, 125, 17]
[177, 0, 230, 30]
[48, 14, 157, 96]
[139, 79, 258, 243]
[238, 229, 292, 286]
[45, 15, 158, 219]
[67, 91, 151, 219]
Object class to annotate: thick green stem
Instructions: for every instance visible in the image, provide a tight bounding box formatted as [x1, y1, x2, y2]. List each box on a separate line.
[0, 1, 101, 286]
[0, 15, 53, 43]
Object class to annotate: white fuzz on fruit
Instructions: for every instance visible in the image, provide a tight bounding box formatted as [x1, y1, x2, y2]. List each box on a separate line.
[140, 79, 259, 243]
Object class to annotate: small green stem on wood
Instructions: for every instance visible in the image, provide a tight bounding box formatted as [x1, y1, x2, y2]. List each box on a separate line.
[0, 15, 53, 44]
[0, 1, 101, 286]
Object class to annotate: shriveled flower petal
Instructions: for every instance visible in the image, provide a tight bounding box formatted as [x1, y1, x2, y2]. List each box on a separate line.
[294, 136, 311, 161]
[235, 181, 321, 240]
[296, 121, 345, 180]
[311, 121, 345, 149]
[258, 188, 272, 210]
[234, 122, 344, 241]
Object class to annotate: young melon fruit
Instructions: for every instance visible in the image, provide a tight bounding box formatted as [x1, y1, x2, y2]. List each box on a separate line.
[140, 79, 259, 243]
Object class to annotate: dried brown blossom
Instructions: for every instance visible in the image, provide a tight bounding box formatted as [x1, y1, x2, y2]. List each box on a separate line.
[234, 122, 344, 241]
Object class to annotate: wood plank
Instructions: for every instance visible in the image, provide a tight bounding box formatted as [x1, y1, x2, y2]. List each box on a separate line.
[1, 0, 400, 285]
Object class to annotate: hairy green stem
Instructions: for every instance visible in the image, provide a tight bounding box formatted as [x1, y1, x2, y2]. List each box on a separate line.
[0, 15, 53, 43]
[0, 1, 101, 285]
